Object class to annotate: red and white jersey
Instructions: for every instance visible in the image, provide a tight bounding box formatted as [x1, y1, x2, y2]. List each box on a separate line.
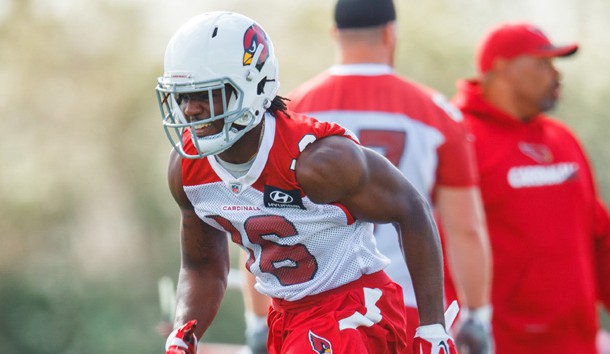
[288, 64, 478, 307]
[181, 112, 389, 301]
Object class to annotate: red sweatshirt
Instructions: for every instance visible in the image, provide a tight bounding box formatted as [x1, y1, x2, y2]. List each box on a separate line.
[453, 79, 610, 341]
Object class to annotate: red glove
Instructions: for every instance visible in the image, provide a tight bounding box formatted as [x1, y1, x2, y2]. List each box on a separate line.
[165, 320, 198, 354]
[413, 324, 458, 354]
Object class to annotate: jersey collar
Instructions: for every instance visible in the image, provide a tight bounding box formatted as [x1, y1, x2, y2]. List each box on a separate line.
[207, 113, 275, 193]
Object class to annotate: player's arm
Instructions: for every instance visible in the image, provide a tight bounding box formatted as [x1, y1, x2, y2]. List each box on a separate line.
[432, 97, 493, 313]
[436, 185, 493, 353]
[296, 135, 446, 327]
[436, 186, 491, 309]
[167, 150, 231, 343]
[431, 98, 493, 352]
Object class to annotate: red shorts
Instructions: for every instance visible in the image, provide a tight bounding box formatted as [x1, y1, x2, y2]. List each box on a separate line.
[405, 306, 419, 354]
[267, 271, 409, 354]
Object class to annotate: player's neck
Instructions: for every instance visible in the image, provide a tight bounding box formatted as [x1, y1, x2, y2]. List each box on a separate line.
[217, 118, 265, 164]
[338, 54, 392, 66]
[337, 44, 393, 66]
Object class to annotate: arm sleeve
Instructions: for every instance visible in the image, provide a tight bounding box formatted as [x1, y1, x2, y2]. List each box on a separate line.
[436, 119, 479, 187]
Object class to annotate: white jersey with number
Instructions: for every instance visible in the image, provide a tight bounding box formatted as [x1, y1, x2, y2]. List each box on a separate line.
[288, 64, 478, 307]
[180, 112, 390, 301]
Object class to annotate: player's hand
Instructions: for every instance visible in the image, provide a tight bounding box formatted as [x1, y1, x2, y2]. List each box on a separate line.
[245, 322, 269, 354]
[165, 320, 198, 354]
[454, 306, 493, 354]
[413, 301, 459, 354]
[413, 324, 458, 354]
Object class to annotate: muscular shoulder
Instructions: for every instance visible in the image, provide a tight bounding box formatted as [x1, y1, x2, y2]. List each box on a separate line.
[295, 135, 366, 204]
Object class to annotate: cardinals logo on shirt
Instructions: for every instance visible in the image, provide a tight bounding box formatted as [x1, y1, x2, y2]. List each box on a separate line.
[309, 330, 332, 353]
[242, 24, 269, 71]
[518, 142, 553, 164]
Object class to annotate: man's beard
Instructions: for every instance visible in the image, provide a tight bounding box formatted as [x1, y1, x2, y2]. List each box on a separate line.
[539, 96, 558, 113]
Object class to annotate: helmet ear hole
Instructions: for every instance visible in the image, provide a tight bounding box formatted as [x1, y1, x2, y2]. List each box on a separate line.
[257, 77, 267, 95]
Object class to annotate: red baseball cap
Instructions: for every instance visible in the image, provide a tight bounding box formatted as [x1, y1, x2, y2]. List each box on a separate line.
[476, 22, 578, 74]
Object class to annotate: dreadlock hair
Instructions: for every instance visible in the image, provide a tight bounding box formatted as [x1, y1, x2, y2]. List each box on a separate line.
[268, 95, 291, 118]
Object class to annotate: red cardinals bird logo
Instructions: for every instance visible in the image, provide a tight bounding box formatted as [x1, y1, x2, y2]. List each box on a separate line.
[242, 24, 269, 71]
[309, 330, 332, 353]
[518, 142, 554, 163]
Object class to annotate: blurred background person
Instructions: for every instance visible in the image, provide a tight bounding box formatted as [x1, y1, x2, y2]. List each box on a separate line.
[452, 21, 610, 354]
[242, 0, 493, 353]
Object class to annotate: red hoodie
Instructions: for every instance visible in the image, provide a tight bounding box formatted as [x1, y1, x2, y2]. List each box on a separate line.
[452, 79, 610, 342]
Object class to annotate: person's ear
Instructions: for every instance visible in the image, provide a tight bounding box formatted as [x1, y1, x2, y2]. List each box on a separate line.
[489, 57, 511, 76]
[383, 21, 397, 46]
[330, 25, 338, 41]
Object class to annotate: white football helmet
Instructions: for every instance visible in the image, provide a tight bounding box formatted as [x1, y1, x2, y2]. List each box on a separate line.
[156, 12, 280, 158]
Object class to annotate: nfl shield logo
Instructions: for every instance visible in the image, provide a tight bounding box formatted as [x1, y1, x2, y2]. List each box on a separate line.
[230, 183, 242, 194]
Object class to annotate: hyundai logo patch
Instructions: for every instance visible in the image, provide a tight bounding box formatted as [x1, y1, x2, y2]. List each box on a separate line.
[264, 185, 305, 209]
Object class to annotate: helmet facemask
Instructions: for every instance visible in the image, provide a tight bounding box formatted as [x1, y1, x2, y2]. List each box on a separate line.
[157, 78, 259, 159]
